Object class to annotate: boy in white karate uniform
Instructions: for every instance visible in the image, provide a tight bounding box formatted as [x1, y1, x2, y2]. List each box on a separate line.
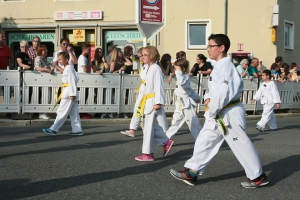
[135, 46, 173, 162]
[43, 52, 83, 136]
[170, 34, 269, 189]
[251, 70, 281, 132]
[166, 58, 202, 140]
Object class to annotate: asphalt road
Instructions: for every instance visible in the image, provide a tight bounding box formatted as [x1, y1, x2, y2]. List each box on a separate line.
[0, 117, 299, 200]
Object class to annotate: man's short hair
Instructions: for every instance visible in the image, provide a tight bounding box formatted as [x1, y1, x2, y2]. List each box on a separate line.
[208, 34, 230, 54]
[108, 45, 117, 53]
[275, 56, 283, 63]
[81, 42, 91, 50]
[32, 36, 40, 42]
[251, 58, 259, 64]
[60, 37, 70, 44]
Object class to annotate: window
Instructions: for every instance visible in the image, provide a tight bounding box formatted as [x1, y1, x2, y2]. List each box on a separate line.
[186, 20, 211, 50]
[284, 20, 294, 50]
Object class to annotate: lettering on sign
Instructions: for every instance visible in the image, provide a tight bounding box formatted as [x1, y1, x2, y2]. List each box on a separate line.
[54, 11, 102, 20]
[73, 29, 85, 42]
[141, 0, 163, 24]
[9, 33, 55, 42]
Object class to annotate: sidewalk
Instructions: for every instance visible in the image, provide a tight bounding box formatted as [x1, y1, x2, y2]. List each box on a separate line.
[1, 112, 299, 127]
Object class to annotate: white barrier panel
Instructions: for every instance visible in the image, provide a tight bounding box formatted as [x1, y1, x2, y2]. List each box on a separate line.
[0, 70, 21, 114]
[197, 75, 209, 112]
[242, 78, 259, 111]
[292, 82, 300, 109]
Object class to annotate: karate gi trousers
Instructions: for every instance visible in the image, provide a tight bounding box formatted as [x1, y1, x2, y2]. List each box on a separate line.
[50, 98, 82, 133]
[257, 104, 277, 129]
[184, 105, 263, 180]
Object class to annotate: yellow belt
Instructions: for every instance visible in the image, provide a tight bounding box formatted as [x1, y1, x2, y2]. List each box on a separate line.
[52, 83, 69, 111]
[136, 79, 146, 93]
[136, 92, 155, 126]
[205, 98, 240, 135]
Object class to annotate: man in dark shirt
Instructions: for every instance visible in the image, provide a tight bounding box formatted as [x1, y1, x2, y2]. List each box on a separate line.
[0, 31, 13, 70]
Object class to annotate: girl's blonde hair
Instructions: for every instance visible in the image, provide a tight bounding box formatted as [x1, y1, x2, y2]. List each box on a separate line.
[111, 48, 123, 63]
[143, 46, 160, 64]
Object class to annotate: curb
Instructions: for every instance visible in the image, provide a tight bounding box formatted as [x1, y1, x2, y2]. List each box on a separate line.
[0, 113, 299, 127]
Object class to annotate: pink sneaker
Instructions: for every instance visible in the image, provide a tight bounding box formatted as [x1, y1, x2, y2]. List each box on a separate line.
[135, 154, 155, 161]
[163, 139, 174, 156]
[120, 130, 135, 137]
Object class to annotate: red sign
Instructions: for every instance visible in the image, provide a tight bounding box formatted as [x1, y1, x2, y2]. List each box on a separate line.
[238, 43, 244, 51]
[141, 0, 163, 24]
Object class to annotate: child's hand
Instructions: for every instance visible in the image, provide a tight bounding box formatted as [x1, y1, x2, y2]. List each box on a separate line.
[204, 98, 210, 106]
[153, 104, 161, 111]
[276, 103, 281, 109]
[70, 96, 75, 100]
[251, 99, 255, 104]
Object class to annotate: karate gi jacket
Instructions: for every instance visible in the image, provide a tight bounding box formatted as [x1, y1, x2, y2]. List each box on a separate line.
[253, 81, 281, 104]
[61, 65, 79, 101]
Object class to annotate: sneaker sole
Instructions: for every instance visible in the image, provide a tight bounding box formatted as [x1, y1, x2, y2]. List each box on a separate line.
[169, 171, 195, 186]
[42, 130, 56, 136]
[69, 133, 83, 136]
[135, 158, 154, 162]
[241, 180, 269, 189]
[163, 140, 174, 157]
[120, 131, 135, 137]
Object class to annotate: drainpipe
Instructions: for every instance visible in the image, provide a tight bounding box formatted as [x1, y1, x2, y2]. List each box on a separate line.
[224, 0, 228, 35]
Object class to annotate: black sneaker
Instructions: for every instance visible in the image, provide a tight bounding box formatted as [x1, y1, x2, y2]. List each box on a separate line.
[241, 173, 269, 188]
[170, 168, 197, 186]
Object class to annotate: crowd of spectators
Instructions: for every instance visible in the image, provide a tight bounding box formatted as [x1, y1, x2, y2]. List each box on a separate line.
[1, 31, 300, 119]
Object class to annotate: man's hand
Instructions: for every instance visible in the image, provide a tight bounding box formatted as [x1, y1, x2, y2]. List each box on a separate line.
[70, 96, 75, 100]
[153, 104, 161, 111]
[276, 103, 281, 109]
[204, 98, 210, 106]
[251, 99, 255, 104]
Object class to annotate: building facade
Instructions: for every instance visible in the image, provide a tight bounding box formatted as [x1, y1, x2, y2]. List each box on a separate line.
[0, 0, 299, 69]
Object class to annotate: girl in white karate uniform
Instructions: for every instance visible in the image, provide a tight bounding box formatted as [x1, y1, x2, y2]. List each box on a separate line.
[42, 52, 82, 136]
[251, 70, 281, 131]
[120, 48, 169, 138]
[166, 59, 202, 140]
[135, 46, 173, 162]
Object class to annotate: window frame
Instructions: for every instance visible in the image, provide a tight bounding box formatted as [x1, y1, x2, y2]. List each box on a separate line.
[185, 19, 212, 50]
[284, 20, 294, 51]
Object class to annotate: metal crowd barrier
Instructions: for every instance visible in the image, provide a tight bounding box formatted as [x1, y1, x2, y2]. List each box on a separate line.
[0, 69, 300, 116]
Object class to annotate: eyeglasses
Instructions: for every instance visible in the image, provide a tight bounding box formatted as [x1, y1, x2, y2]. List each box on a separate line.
[207, 44, 221, 49]
[33, 40, 40, 43]
[62, 43, 69, 46]
[20, 46, 28, 48]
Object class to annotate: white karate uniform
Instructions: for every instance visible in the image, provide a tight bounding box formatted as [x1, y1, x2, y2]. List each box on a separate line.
[253, 81, 281, 129]
[166, 71, 202, 140]
[140, 63, 169, 154]
[50, 65, 82, 133]
[184, 57, 263, 180]
[129, 65, 168, 133]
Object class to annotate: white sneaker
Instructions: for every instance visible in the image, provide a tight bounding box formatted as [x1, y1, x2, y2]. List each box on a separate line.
[123, 114, 129, 119]
[39, 113, 50, 120]
[109, 113, 114, 118]
[101, 114, 107, 119]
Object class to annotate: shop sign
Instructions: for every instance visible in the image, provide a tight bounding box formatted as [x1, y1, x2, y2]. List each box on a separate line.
[141, 0, 163, 24]
[73, 30, 85, 42]
[54, 10, 102, 20]
[8, 33, 55, 43]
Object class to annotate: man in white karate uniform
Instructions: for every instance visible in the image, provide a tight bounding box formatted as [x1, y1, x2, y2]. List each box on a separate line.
[170, 34, 269, 188]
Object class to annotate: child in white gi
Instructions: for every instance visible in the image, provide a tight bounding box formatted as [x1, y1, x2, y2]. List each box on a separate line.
[170, 34, 269, 189]
[43, 52, 83, 136]
[251, 70, 281, 132]
[121, 48, 169, 138]
[166, 58, 202, 140]
[135, 46, 173, 162]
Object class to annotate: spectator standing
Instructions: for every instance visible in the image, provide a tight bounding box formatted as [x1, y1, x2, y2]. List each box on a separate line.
[34, 45, 54, 119]
[106, 45, 116, 66]
[236, 59, 249, 78]
[0, 31, 13, 70]
[53, 38, 77, 73]
[110, 48, 132, 73]
[27, 36, 40, 69]
[77, 43, 91, 119]
[189, 54, 212, 76]
[281, 63, 290, 80]
[123, 46, 134, 74]
[248, 58, 261, 79]
[160, 53, 174, 76]
[16, 40, 32, 70]
[289, 62, 299, 81]
[275, 56, 283, 68]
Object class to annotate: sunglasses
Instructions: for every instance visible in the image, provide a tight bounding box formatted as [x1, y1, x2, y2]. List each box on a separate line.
[62, 43, 69, 46]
